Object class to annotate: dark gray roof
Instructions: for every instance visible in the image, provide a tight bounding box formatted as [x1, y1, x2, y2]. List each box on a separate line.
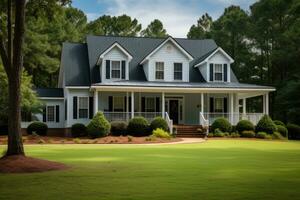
[36, 88, 64, 98]
[93, 80, 275, 90]
[86, 35, 218, 84]
[61, 43, 90, 86]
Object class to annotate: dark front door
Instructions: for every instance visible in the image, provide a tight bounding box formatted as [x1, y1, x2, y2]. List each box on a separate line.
[169, 100, 179, 124]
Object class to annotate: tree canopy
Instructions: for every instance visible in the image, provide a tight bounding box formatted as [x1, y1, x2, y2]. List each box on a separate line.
[141, 19, 168, 38]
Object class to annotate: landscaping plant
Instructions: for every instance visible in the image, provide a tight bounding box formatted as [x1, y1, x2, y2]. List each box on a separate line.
[127, 117, 150, 136]
[110, 121, 128, 136]
[150, 117, 169, 131]
[236, 120, 254, 133]
[71, 123, 87, 137]
[211, 117, 232, 133]
[87, 112, 111, 138]
[152, 128, 171, 139]
[255, 115, 277, 134]
[27, 122, 48, 136]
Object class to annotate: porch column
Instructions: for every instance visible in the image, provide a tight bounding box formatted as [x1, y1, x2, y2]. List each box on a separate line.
[126, 92, 129, 120]
[162, 92, 165, 118]
[263, 94, 266, 114]
[131, 91, 134, 118]
[201, 93, 204, 113]
[230, 93, 234, 124]
[265, 93, 269, 115]
[93, 90, 98, 115]
[242, 98, 246, 115]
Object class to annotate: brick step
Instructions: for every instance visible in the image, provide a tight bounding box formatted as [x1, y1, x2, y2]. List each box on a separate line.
[176, 134, 205, 138]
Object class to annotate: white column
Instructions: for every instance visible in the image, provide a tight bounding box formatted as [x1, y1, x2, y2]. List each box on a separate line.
[230, 93, 234, 124]
[201, 93, 204, 113]
[265, 93, 269, 115]
[131, 91, 134, 118]
[263, 94, 266, 114]
[93, 90, 98, 115]
[162, 92, 165, 118]
[242, 98, 246, 115]
[126, 92, 129, 112]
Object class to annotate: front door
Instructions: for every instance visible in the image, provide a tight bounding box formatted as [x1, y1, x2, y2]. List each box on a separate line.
[169, 100, 179, 124]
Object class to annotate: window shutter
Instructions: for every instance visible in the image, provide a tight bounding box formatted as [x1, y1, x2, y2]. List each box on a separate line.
[43, 107, 46, 122]
[141, 97, 145, 112]
[89, 97, 94, 119]
[65, 100, 67, 120]
[224, 64, 228, 82]
[209, 97, 214, 112]
[156, 97, 160, 112]
[73, 96, 78, 119]
[106, 60, 110, 79]
[56, 105, 60, 122]
[209, 63, 214, 81]
[129, 97, 132, 112]
[108, 96, 113, 112]
[124, 96, 127, 112]
[224, 98, 228, 113]
[121, 60, 126, 79]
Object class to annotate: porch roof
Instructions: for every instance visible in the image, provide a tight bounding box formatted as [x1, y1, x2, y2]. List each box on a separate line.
[36, 88, 64, 98]
[91, 81, 275, 92]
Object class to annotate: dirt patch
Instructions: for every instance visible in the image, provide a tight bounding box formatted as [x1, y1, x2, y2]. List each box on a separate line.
[0, 155, 68, 173]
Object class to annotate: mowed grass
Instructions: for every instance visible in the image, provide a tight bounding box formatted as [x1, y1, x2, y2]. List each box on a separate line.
[1, 140, 300, 200]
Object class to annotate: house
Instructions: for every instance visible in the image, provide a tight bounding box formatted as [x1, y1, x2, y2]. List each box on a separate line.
[21, 35, 275, 135]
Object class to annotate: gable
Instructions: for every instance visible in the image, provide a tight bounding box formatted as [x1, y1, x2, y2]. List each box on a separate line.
[150, 41, 191, 61]
[104, 46, 128, 61]
[208, 51, 231, 63]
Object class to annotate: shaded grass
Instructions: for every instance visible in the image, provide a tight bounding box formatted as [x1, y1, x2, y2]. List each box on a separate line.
[1, 140, 300, 200]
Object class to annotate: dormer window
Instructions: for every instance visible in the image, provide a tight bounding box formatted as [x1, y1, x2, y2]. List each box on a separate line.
[214, 64, 223, 81]
[155, 62, 164, 80]
[111, 61, 121, 79]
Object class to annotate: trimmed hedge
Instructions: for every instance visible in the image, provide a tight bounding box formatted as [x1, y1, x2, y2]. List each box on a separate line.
[71, 123, 87, 137]
[150, 117, 168, 131]
[236, 120, 254, 133]
[256, 132, 267, 139]
[255, 115, 276, 134]
[127, 117, 150, 137]
[287, 123, 300, 140]
[276, 125, 288, 137]
[273, 120, 285, 127]
[87, 112, 111, 138]
[152, 128, 171, 138]
[110, 121, 128, 136]
[27, 121, 48, 136]
[240, 130, 255, 138]
[211, 117, 232, 133]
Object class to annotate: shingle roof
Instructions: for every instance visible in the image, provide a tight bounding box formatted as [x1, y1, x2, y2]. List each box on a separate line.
[36, 88, 64, 98]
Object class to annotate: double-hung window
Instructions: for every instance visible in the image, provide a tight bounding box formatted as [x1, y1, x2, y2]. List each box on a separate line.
[214, 98, 224, 113]
[145, 97, 155, 112]
[113, 96, 124, 112]
[174, 63, 183, 80]
[214, 64, 223, 81]
[47, 106, 55, 122]
[78, 97, 89, 119]
[111, 61, 121, 79]
[155, 62, 164, 80]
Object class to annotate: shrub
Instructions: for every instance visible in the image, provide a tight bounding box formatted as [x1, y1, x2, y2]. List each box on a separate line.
[276, 125, 288, 137]
[27, 122, 48, 136]
[127, 117, 150, 136]
[71, 123, 87, 137]
[240, 130, 255, 138]
[214, 129, 225, 137]
[86, 112, 111, 138]
[286, 123, 300, 140]
[207, 133, 214, 138]
[150, 117, 169, 131]
[265, 134, 273, 139]
[211, 117, 232, 133]
[110, 121, 128, 136]
[273, 120, 285, 127]
[230, 132, 240, 138]
[256, 132, 268, 139]
[255, 115, 276, 134]
[73, 138, 81, 144]
[236, 120, 254, 133]
[272, 132, 285, 140]
[152, 128, 171, 139]
[127, 136, 133, 142]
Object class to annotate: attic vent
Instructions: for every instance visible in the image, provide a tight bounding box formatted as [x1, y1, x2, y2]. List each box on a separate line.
[166, 45, 172, 52]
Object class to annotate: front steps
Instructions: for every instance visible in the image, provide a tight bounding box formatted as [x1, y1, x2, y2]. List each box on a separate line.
[174, 125, 207, 138]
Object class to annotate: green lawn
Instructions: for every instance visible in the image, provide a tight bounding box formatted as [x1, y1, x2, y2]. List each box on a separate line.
[1, 140, 300, 200]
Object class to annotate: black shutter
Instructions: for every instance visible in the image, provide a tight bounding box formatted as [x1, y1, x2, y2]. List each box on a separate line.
[73, 96, 78, 119]
[106, 60, 110, 79]
[65, 100, 67, 120]
[210, 97, 214, 112]
[124, 96, 127, 112]
[210, 63, 214, 81]
[121, 60, 126, 79]
[129, 97, 132, 112]
[89, 97, 94, 119]
[141, 97, 145, 112]
[56, 105, 60, 122]
[224, 98, 228, 113]
[43, 107, 46, 122]
[156, 97, 160, 112]
[108, 96, 113, 112]
[224, 64, 228, 82]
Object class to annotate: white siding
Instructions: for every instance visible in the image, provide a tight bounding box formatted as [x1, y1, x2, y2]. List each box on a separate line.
[146, 41, 190, 82]
[143, 60, 149, 80]
[101, 46, 130, 82]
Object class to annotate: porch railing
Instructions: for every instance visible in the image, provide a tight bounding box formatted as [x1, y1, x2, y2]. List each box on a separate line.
[201, 112, 264, 125]
[199, 112, 209, 136]
[103, 112, 162, 123]
[165, 112, 173, 135]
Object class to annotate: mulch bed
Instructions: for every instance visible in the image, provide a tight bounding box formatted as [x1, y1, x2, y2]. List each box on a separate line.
[0, 155, 68, 173]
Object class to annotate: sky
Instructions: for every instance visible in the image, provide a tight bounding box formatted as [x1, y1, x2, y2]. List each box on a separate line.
[72, 0, 257, 38]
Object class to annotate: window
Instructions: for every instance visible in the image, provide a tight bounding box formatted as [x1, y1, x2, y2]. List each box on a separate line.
[174, 63, 183, 80]
[214, 98, 224, 113]
[146, 97, 155, 112]
[155, 62, 164, 80]
[111, 61, 121, 79]
[113, 96, 124, 112]
[47, 106, 55, 122]
[214, 64, 223, 81]
[78, 97, 89, 119]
